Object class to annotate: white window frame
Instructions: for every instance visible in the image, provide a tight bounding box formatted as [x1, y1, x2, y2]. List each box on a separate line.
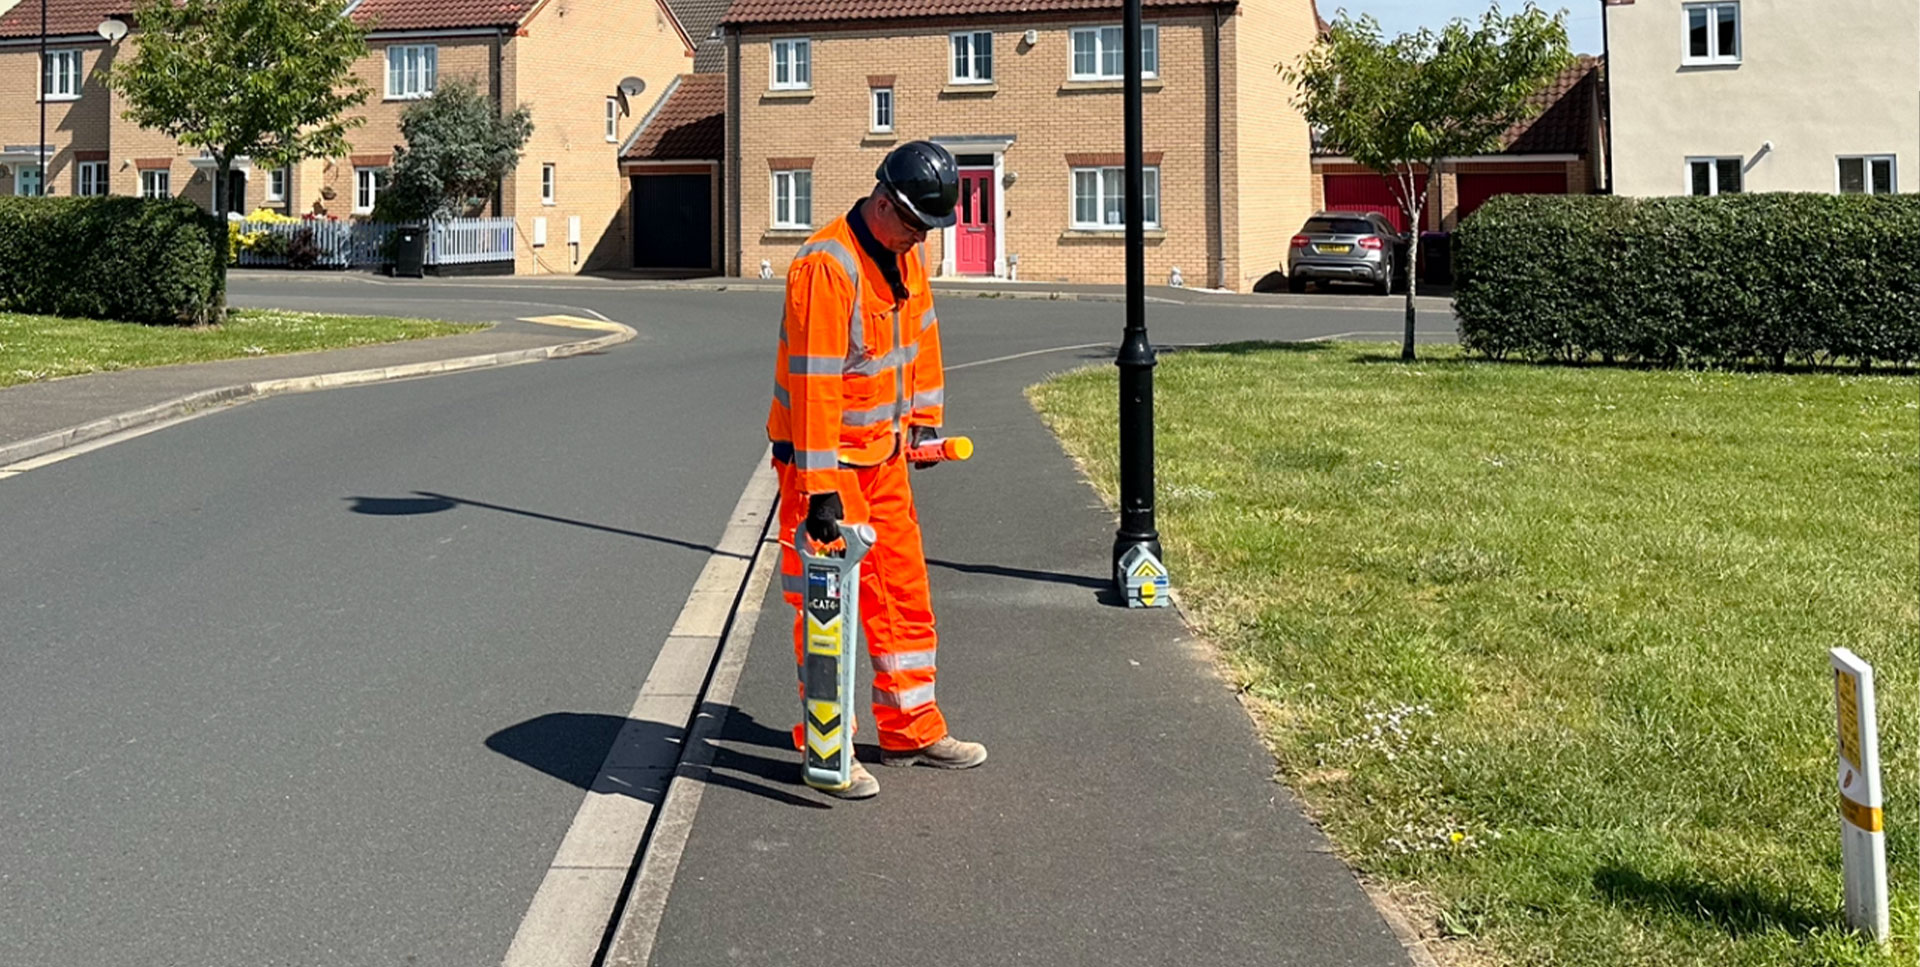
[385, 44, 438, 100]
[1070, 165, 1159, 230]
[770, 37, 811, 91]
[541, 163, 556, 205]
[140, 169, 170, 199]
[1681, 2, 1740, 66]
[605, 97, 619, 142]
[771, 169, 812, 230]
[42, 49, 81, 101]
[1837, 155, 1897, 195]
[265, 168, 287, 202]
[354, 166, 386, 214]
[950, 30, 993, 84]
[870, 86, 894, 134]
[76, 160, 107, 196]
[1070, 24, 1157, 81]
[1686, 156, 1744, 196]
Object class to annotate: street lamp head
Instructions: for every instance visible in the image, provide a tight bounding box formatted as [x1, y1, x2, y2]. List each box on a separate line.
[96, 18, 128, 42]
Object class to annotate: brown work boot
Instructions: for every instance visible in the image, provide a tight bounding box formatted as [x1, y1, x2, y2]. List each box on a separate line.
[881, 736, 988, 769]
[806, 759, 879, 800]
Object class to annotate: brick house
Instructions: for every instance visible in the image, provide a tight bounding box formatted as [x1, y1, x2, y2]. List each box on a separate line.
[0, 0, 697, 273]
[1310, 55, 1609, 234]
[710, 0, 1324, 291]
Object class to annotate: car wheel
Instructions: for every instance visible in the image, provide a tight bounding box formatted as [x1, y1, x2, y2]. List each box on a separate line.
[1373, 259, 1392, 296]
[1288, 275, 1306, 294]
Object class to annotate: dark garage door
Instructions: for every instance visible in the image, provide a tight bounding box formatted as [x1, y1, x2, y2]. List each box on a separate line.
[632, 173, 713, 270]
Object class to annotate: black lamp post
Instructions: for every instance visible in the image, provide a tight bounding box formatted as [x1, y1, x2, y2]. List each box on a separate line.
[1111, 0, 1169, 607]
[37, 0, 46, 196]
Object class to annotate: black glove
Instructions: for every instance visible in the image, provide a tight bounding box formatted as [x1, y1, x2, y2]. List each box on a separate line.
[805, 492, 843, 545]
[907, 425, 938, 470]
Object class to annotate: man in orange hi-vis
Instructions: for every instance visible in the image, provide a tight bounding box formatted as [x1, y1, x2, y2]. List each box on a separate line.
[767, 140, 987, 800]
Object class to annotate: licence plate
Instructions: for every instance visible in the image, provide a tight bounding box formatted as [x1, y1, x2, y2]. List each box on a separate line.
[1318, 244, 1352, 254]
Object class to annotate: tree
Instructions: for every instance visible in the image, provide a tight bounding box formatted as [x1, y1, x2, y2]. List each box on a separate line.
[375, 80, 533, 222]
[109, 0, 370, 221]
[1284, 4, 1573, 360]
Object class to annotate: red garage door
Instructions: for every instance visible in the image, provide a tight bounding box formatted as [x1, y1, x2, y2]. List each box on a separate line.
[1456, 171, 1568, 221]
[1323, 173, 1425, 233]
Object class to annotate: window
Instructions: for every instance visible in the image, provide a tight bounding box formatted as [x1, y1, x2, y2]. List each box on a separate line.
[541, 163, 556, 205]
[76, 161, 107, 196]
[1070, 165, 1159, 230]
[1070, 24, 1157, 81]
[870, 87, 893, 133]
[140, 169, 170, 199]
[354, 166, 387, 213]
[265, 168, 287, 202]
[42, 49, 81, 100]
[605, 97, 620, 142]
[1687, 157, 1743, 196]
[14, 164, 42, 197]
[772, 169, 812, 229]
[1683, 3, 1739, 65]
[951, 30, 992, 84]
[1839, 155, 1897, 195]
[386, 45, 437, 99]
[771, 38, 810, 90]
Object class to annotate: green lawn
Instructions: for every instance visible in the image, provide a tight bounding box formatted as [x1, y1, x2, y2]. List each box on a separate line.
[0, 309, 482, 389]
[1030, 343, 1917, 967]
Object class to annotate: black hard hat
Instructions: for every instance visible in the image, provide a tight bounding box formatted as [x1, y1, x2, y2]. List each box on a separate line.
[875, 140, 960, 230]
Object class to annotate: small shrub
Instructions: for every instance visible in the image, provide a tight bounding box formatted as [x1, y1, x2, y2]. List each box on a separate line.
[285, 228, 324, 270]
[1454, 193, 1920, 367]
[0, 196, 222, 325]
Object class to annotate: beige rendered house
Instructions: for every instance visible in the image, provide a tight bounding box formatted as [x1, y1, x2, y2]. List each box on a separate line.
[713, 0, 1323, 291]
[0, 0, 697, 273]
[1605, 0, 1918, 197]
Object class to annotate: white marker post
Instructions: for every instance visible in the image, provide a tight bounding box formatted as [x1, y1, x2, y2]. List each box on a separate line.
[1829, 647, 1888, 944]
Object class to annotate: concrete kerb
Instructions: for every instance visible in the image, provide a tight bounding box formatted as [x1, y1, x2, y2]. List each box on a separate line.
[0, 323, 637, 470]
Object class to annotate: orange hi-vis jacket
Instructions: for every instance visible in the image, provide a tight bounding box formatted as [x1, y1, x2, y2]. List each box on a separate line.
[767, 213, 945, 494]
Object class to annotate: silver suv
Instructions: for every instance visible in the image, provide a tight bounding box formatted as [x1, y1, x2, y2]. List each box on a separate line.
[1286, 212, 1406, 295]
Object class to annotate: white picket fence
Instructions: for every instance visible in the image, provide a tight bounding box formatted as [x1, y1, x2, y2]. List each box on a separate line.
[234, 217, 515, 269]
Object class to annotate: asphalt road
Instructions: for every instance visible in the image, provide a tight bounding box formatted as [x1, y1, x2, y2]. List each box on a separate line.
[0, 276, 1444, 966]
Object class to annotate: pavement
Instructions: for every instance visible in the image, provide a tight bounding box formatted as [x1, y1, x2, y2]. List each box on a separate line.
[0, 276, 1430, 966]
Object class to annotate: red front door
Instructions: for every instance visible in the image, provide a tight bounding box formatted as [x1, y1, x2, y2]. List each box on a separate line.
[955, 168, 994, 275]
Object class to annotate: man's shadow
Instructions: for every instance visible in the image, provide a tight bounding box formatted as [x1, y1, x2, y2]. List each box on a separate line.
[486, 708, 840, 810]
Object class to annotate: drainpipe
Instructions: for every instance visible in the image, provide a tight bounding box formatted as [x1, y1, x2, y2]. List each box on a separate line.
[727, 25, 742, 277]
[1208, 6, 1225, 290]
[491, 28, 507, 216]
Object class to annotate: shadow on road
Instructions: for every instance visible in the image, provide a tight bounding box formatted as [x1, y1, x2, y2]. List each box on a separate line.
[343, 491, 733, 558]
[926, 558, 1126, 607]
[485, 709, 831, 811]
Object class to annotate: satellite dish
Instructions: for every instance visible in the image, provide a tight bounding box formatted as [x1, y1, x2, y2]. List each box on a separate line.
[614, 76, 645, 115]
[97, 18, 128, 42]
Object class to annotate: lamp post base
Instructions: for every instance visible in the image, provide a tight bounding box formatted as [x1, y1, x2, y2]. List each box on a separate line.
[1114, 536, 1169, 608]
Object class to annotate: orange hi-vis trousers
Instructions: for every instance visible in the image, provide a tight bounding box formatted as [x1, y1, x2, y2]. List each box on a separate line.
[777, 449, 947, 753]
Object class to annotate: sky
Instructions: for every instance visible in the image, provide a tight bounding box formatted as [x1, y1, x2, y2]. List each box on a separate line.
[1319, 0, 1606, 54]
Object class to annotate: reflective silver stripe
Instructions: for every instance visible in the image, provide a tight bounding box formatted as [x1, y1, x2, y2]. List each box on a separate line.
[920, 308, 937, 333]
[772, 383, 791, 408]
[794, 238, 864, 360]
[841, 401, 899, 427]
[872, 682, 937, 709]
[794, 448, 839, 471]
[872, 649, 937, 673]
[909, 387, 943, 411]
[845, 343, 920, 377]
[781, 572, 807, 594]
[788, 354, 841, 375]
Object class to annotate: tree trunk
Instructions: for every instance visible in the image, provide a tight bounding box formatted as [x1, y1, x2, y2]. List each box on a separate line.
[213, 158, 229, 221]
[1402, 230, 1419, 361]
[211, 156, 231, 319]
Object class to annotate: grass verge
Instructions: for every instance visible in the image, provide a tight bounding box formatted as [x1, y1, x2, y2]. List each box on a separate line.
[0, 309, 483, 389]
[1029, 342, 1916, 967]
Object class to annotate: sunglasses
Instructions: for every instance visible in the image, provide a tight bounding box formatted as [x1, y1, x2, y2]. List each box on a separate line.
[885, 195, 929, 234]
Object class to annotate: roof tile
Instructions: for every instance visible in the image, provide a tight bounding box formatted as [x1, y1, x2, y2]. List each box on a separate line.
[1499, 54, 1601, 154]
[0, 0, 132, 40]
[350, 0, 537, 31]
[722, 0, 1223, 26]
[623, 72, 724, 161]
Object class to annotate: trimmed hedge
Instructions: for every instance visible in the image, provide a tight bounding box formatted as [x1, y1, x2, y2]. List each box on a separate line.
[1454, 193, 1920, 367]
[0, 196, 224, 325]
